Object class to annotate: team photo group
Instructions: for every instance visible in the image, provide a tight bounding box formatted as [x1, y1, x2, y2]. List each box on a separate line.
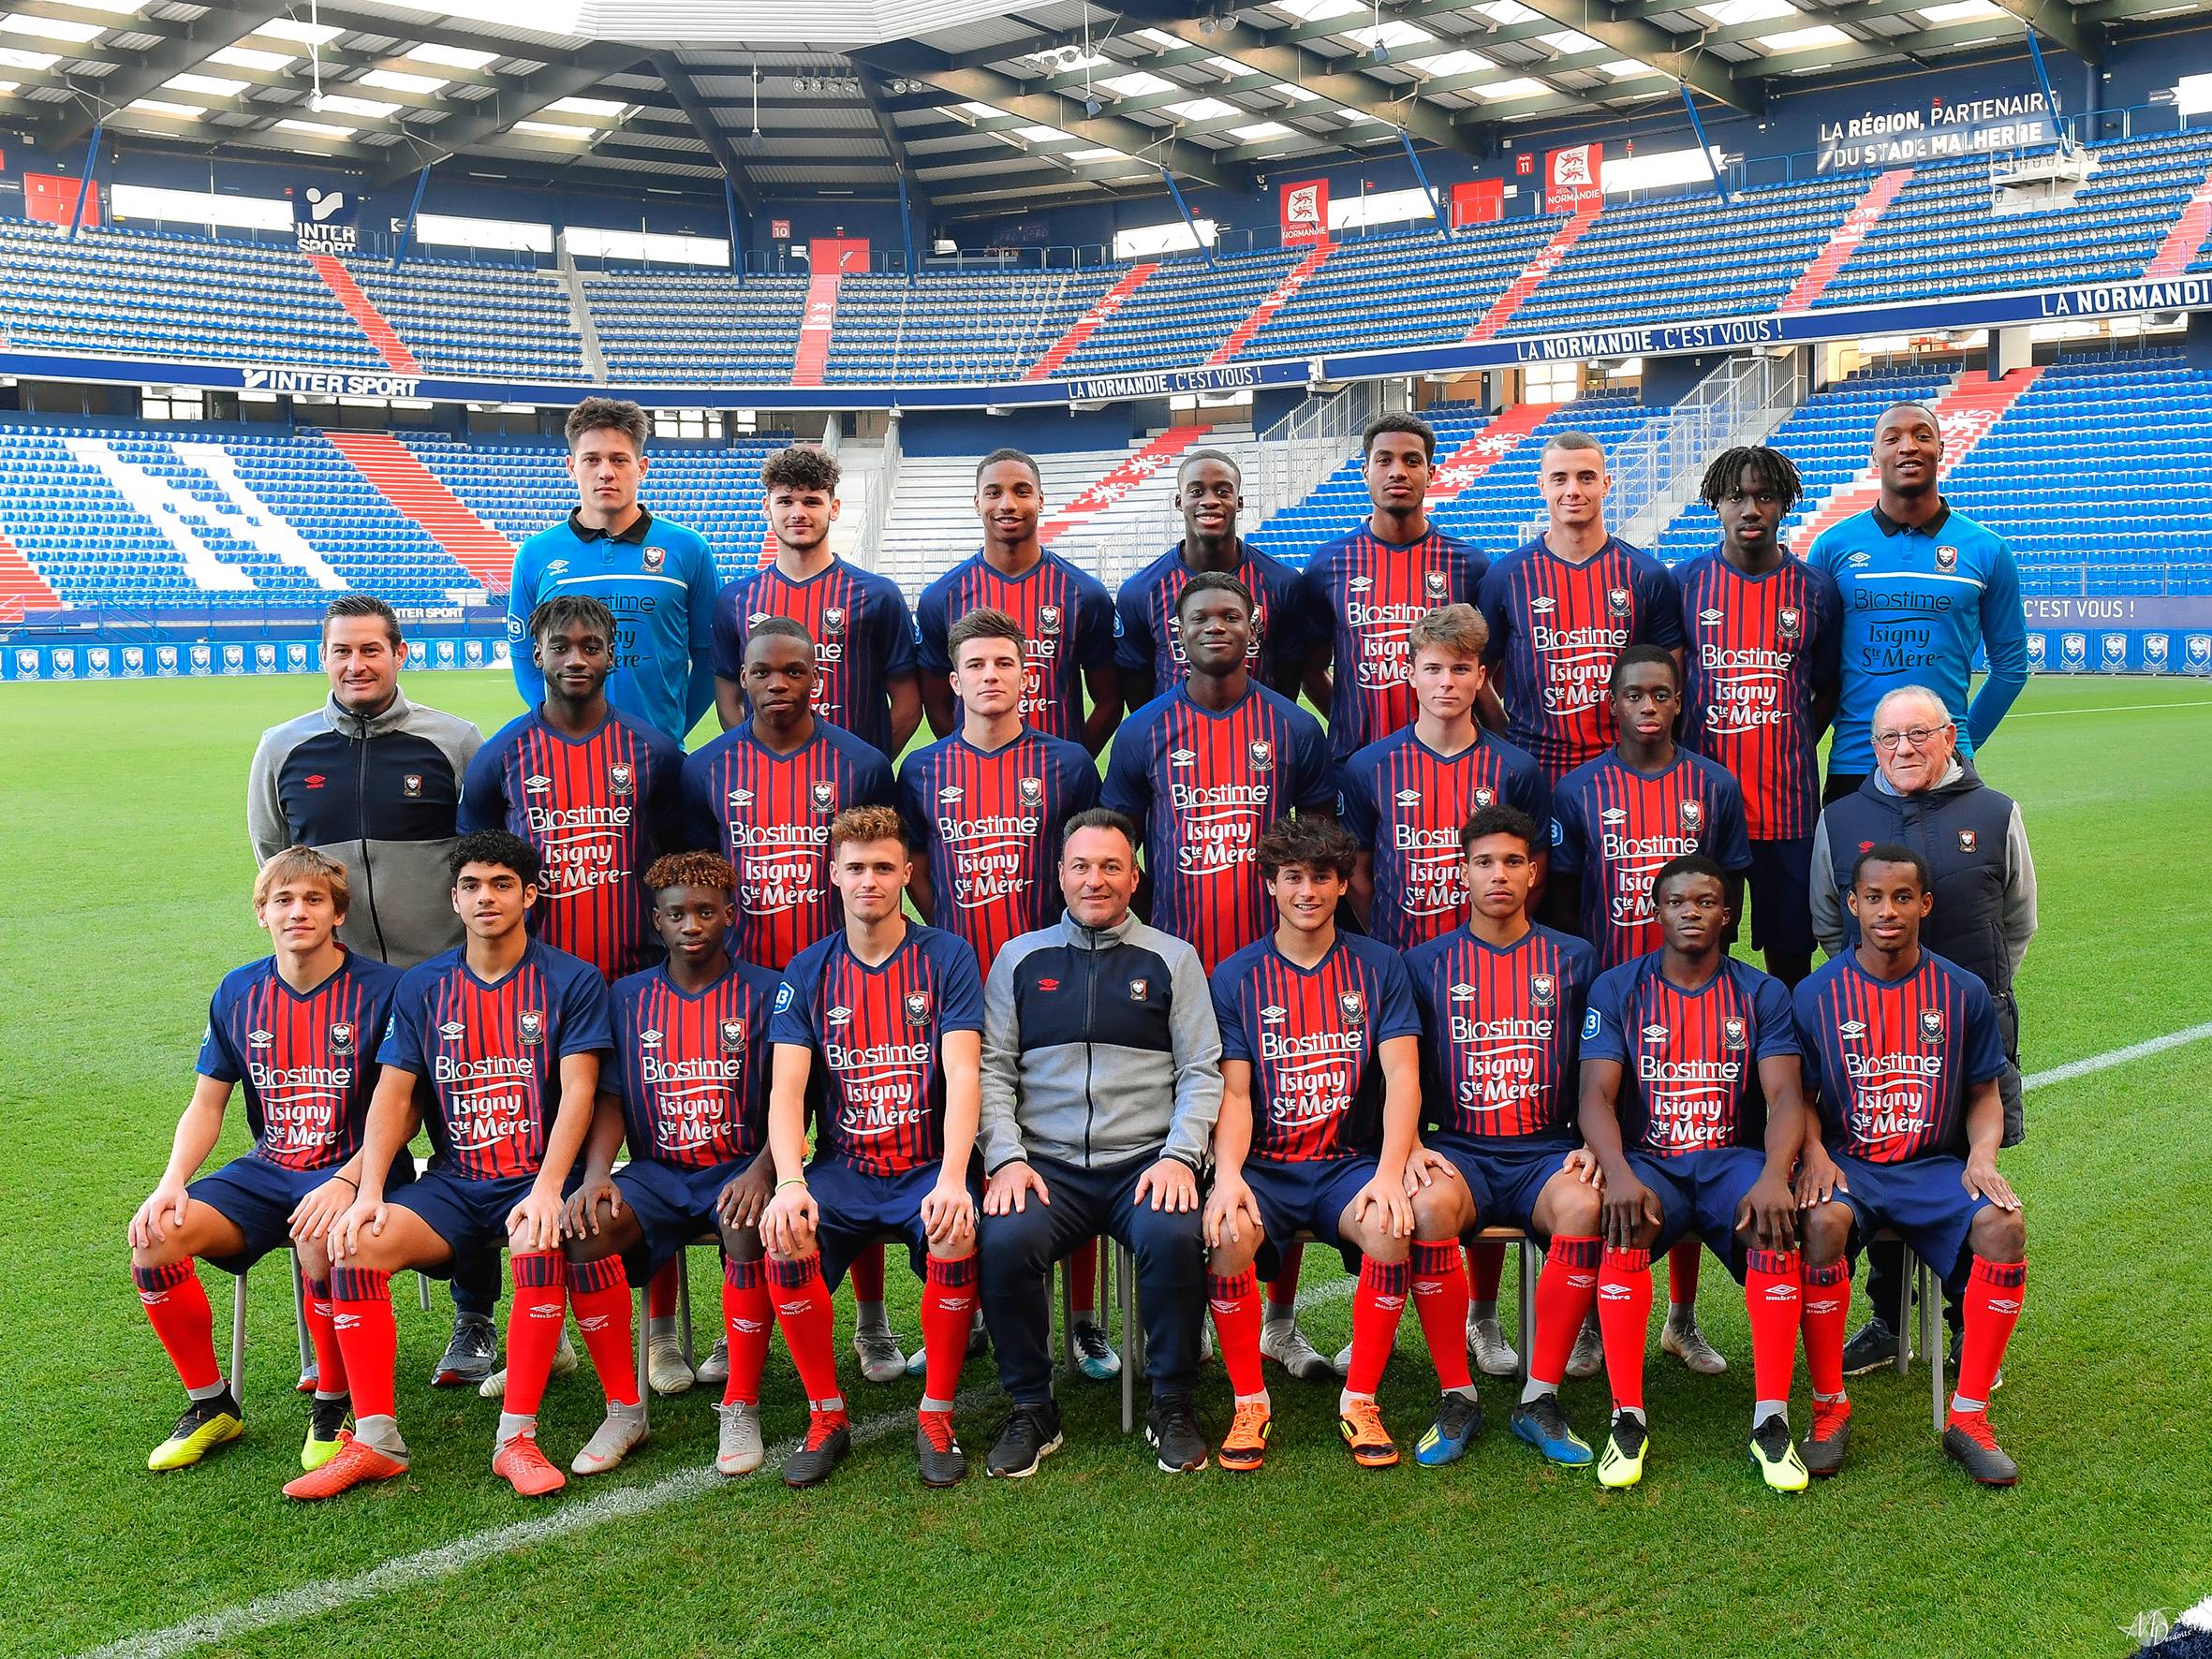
[125, 388, 2038, 1506]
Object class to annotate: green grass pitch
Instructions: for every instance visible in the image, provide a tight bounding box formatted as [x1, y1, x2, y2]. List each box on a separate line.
[4, 672, 2210, 1658]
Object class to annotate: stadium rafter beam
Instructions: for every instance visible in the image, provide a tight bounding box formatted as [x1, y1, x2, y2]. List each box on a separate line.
[38, 0, 292, 145]
[853, 64, 938, 218]
[1966, 0, 2102, 60]
[651, 53, 763, 217]
[847, 39, 1252, 190]
[1475, 0, 1761, 110]
[363, 47, 646, 188]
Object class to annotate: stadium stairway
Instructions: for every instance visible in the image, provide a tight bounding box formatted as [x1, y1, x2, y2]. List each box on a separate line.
[324, 432, 514, 591]
[1466, 202, 1601, 343]
[2146, 164, 2212, 277]
[1024, 264, 1158, 381]
[1037, 425, 1214, 547]
[792, 273, 842, 388]
[0, 527, 60, 621]
[1206, 242, 1335, 365]
[1425, 404, 1555, 502]
[1780, 168, 1914, 312]
[306, 255, 422, 375]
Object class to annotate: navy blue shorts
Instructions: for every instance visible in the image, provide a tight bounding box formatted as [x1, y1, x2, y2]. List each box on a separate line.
[1242, 1155, 1379, 1275]
[615, 1156, 747, 1276]
[1829, 1151, 1989, 1294]
[808, 1158, 975, 1293]
[187, 1155, 409, 1274]
[1626, 1147, 1765, 1276]
[1747, 836, 1814, 956]
[391, 1167, 571, 1270]
[1424, 1135, 1577, 1237]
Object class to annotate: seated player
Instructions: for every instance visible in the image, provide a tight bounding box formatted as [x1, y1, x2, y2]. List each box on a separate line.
[757, 806, 985, 1489]
[557, 852, 784, 1478]
[1793, 845, 2028, 1487]
[1577, 855, 1812, 1492]
[1404, 805, 1602, 1468]
[1203, 818, 1423, 1471]
[129, 847, 402, 1474]
[283, 830, 612, 1501]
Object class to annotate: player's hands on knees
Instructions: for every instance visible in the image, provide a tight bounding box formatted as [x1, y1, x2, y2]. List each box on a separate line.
[1353, 1172, 1414, 1240]
[1202, 1172, 1259, 1248]
[334, 1196, 388, 1258]
[922, 1177, 976, 1246]
[129, 1181, 190, 1249]
[716, 1158, 774, 1230]
[1401, 1143, 1453, 1195]
[1962, 1152, 2020, 1212]
[1564, 1147, 1603, 1187]
[288, 1176, 356, 1244]
[1135, 1157, 1199, 1214]
[1737, 1169, 1799, 1251]
[1793, 1145, 1844, 1209]
[1600, 1171, 1660, 1250]
[760, 1183, 818, 1256]
[982, 1160, 1050, 1217]
[507, 1187, 566, 1254]
[563, 1172, 622, 1239]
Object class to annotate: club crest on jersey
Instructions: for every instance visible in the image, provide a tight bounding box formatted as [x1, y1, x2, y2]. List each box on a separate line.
[810, 782, 837, 814]
[1918, 1008, 1944, 1045]
[1248, 740, 1274, 772]
[1679, 798, 1703, 832]
[1128, 977, 1150, 1003]
[719, 1020, 746, 1054]
[1019, 775, 1044, 805]
[1424, 569, 1448, 599]
[1473, 786, 1496, 809]
[1606, 587, 1631, 618]
[1958, 829, 1979, 854]
[641, 545, 666, 573]
[609, 762, 634, 797]
[1338, 991, 1366, 1026]
[1777, 608, 1802, 642]
[821, 607, 847, 637]
[1722, 1017, 1747, 1051]
[1935, 545, 1958, 572]
[903, 991, 934, 1027]
[403, 773, 424, 799]
[1530, 974, 1556, 1008]
[519, 1010, 544, 1047]
[1037, 605, 1063, 636]
[330, 1022, 356, 1055]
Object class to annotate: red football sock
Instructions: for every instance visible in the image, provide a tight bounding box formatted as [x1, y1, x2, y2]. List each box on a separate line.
[567, 1255, 639, 1408]
[646, 1259, 680, 1322]
[1466, 1239, 1506, 1305]
[1529, 1237, 1602, 1389]
[1409, 1239, 1473, 1392]
[329, 1265, 398, 1420]
[920, 1254, 978, 1408]
[1800, 1258, 1851, 1398]
[1667, 1240, 1702, 1308]
[769, 1255, 845, 1410]
[849, 1242, 886, 1304]
[721, 1257, 773, 1408]
[134, 1261, 222, 1393]
[1345, 1256, 1410, 1397]
[1069, 1237, 1099, 1317]
[302, 1273, 347, 1396]
[1266, 1241, 1304, 1316]
[1954, 1256, 2027, 1411]
[1207, 1266, 1266, 1399]
[1597, 1245, 1653, 1414]
[1744, 1248, 1803, 1408]
[501, 1251, 569, 1417]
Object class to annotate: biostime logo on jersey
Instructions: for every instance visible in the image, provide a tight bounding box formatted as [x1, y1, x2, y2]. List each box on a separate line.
[1697, 636, 1793, 733]
[1344, 578, 1430, 689]
[935, 787, 1042, 908]
[1531, 601, 1627, 715]
[1169, 776, 1272, 875]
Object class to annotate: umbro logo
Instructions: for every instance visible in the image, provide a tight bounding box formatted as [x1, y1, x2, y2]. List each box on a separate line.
[1529, 596, 1557, 614]
[524, 774, 553, 794]
[1451, 983, 1475, 1002]
[1988, 1298, 2022, 1314]
[1600, 808, 1628, 825]
[938, 786, 965, 802]
[1170, 748, 1197, 767]
[1838, 1020, 1867, 1038]
[731, 1317, 765, 1334]
[729, 788, 755, 808]
[1567, 1273, 1596, 1290]
[1763, 1285, 1799, 1302]
[1806, 1297, 1841, 1314]
[579, 1314, 612, 1332]
[640, 1030, 663, 1048]
[1396, 789, 1422, 806]
[1598, 1285, 1633, 1303]
[439, 1020, 466, 1041]
[1699, 609, 1726, 626]
[827, 1006, 852, 1025]
[1348, 577, 1374, 593]
[1642, 1023, 1668, 1040]
[527, 1304, 563, 1319]
[248, 1030, 274, 1049]
[1261, 1006, 1288, 1024]
[333, 1313, 361, 1330]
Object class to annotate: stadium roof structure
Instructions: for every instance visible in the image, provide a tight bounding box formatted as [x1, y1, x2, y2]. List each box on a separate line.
[0, 0, 2201, 210]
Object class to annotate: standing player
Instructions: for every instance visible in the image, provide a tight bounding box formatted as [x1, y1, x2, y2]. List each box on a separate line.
[1202, 819, 1423, 1471]
[757, 808, 986, 1490]
[712, 444, 921, 756]
[284, 830, 612, 1501]
[1337, 601, 1550, 1378]
[1575, 856, 1812, 1491]
[1403, 805, 1602, 1468]
[508, 397, 719, 743]
[129, 848, 400, 1474]
[463, 595, 684, 983]
[1793, 845, 2028, 1486]
[1675, 447, 1841, 989]
[1296, 414, 1488, 761]
[1114, 448, 1308, 708]
[917, 448, 1119, 752]
[1476, 431, 1684, 783]
[557, 852, 783, 1478]
[1806, 400, 2028, 797]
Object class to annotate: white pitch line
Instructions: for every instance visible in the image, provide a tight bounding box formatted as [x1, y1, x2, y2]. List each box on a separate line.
[2009, 699, 2212, 718]
[2021, 1020, 2212, 1093]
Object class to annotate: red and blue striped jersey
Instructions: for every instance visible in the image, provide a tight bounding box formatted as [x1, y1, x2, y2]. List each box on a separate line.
[459, 709, 686, 981]
[198, 949, 403, 1171]
[772, 924, 985, 1177]
[1296, 524, 1488, 758]
[1214, 933, 1422, 1163]
[1477, 536, 1686, 781]
[1101, 683, 1335, 973]
[1793, 948, 2006, 1165]
[1405, 923, 1597, 1144]
[608, 959, 782, 1168]
[1113, 540, 1313, 691]
[1336, 726, 1553, 951]
[1551, 751, 1753, 971]
[1676, 550, 1842, 841]
[1581, 952, 1798, 1156]
[916, 550, 1116, 744]
[897, 728, 1099, 973]
[711, 558, 918, 758]
[380, 938, 613, 1181]
[680, 720, 897, 973]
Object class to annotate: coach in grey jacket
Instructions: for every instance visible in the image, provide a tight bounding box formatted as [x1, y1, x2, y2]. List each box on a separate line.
[246, 595, 482, 969]
[976, 808, 1223, 1475]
